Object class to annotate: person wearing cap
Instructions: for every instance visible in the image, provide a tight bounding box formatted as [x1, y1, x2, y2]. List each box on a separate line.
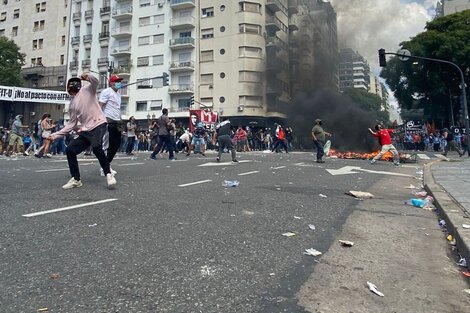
[98, 74, 123, 176]
[5, 115, 29, 157]
[311, 118, 331, 163]
[442, 128, 463, 157]
[48, 73, 117, 189]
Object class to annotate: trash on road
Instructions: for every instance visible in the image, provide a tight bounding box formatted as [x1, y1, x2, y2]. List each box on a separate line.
[294, 216, 302, 219]
[458, 257, 467, 267]
[282, 232, 296, 237]
[412, 191, 427, 197]
[222, 180, 239, 187]
[439, 220, 446, 228]
[38, 309, 49, 312]
[339, 240, 354, 247]
[464, 289, 470, 295]
[308, 224, 316, 230]
[463, 270, 470, 278]
[319, 194, 327, 198]
[405, 184, 418, 189]
[50, 273, 59, 280]
[367, 281, 384, 297]
[88, 223, 97, 227]
[346, 191, 374, 199]
[462, 224, 470, 229]
[304, 248, 322, 256]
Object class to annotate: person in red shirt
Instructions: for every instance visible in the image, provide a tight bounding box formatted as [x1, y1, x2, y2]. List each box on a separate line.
[368, 124, 400, 165]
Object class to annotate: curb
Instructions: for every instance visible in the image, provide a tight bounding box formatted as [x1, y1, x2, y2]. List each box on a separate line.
[424, 160, 470, 267]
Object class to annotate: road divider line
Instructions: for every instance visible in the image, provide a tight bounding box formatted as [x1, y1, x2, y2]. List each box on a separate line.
[238, 171, 260, 176]
[23, 199, 118, 218]
[117, 163, 145, 166]
[272, 166, 286, 170]
[178, 180, 212, 187]
[35, 168, 69, 173]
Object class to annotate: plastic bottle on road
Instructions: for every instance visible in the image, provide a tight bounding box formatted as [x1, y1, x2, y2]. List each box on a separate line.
[222, 180, 239, 187]
[404, 198, 427, 208]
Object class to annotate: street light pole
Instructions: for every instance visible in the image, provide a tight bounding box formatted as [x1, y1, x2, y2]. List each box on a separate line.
[381, 49, 469, 133]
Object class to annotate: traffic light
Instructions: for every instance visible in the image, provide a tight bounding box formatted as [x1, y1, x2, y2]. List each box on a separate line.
[162, 72, 169, 86]
[190, 95, 194, 106]
[378, 49, 386, 67]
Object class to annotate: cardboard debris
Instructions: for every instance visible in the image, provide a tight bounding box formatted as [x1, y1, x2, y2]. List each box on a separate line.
[367, 281, 384, 297]
[304, 248, 322, 256]
[339, 240, 354, 247]
[346, 191, 374, 199]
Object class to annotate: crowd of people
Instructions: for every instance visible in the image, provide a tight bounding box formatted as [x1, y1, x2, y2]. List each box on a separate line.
[395, 129, 468, 156]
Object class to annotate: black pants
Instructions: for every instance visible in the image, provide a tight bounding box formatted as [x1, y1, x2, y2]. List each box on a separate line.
[66, 124, 110, 180]
[126, 136, 135, 154]
[272, 139, 288, 153]
[107, 122, 121, 163]
[217, 135, 236, 161]
[151, 134, 174, 159]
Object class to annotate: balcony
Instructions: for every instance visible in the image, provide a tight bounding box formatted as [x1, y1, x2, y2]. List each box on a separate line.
[100, 6, 111, 21]
[266, 15, 281, 33]
[170, 0, 195, 10]
[169, 37, 195, 50]
[85, 9, 94, 19]
[114, 63, 131, 77]
[99, 31, 110, 47]
[169, 60, 195, 72]
[111, 26, 132, 39]
[168, 83, 194, 94]
[288, 0, 298, 15]
[69, 61, 79, 76]
[81, 59, 91, 69]
[266, 0, 281, 13]
[110, 45, 132, 56]
[170, 16, 195, 30]
[97, 57, 109, 71]
[21, 65, 47, 78]
[288, 14, 299, 31]
[112, 6, 133, 21]
[83, 34, 93, 43]
[72, 12, 81, 20]
[71, 36, 80, 48]
[266, 36, 288, 52]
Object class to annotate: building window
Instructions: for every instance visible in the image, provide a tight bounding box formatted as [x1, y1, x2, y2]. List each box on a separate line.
[152, 54, 163, 65]
[153, 34, 164, 44]
[239, 71, 261, 82]
[60, 55, 65, 65]
[136, 101, 147, 111]
[220, 26, 225, 32]
[201, 28, 214, 39]
[202, 7, 214, 17]
[63, 16, 67, 27]
[200, 74, 213, 85]
[139, 16, 150, 27]
[140, 0, 151, 7]
[38, 38, 43, 49]
[220, 5, 225, 11]
[0, 12, 6, 22]
[36, 2, 46, 13]
[137, 56, 149, 67]
[239, 2, 261, 13]
[40, 20, 45, 30]
[150, 100, 162, 111]
[31, 58, 36, 66]
[219, 96, 226, 103]
[61, 35, 66, 46]
[12, 26, 18, 37]
[239, 23, 261, 35]
[32, 39, 38, 50]
[200, 50, 214, 62]
[239, 96, 262, 107]
[219, 49, 225, 55]
[154, 14, 164, 24]
[239, 46, 262, 58]
[138, 36, 150, 46]
[0, 29, 5, 36]
[37, 57, 42, 65]
[13, 9, 20, 19]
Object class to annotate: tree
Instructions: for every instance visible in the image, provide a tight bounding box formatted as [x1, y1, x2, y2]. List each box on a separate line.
[380, 10, 470, 127]
[0, 36, 25, 86]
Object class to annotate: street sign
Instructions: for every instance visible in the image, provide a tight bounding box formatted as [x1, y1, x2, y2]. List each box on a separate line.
[397, 49, 411, 61]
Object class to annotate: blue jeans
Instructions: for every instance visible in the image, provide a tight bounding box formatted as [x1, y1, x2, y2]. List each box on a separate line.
[313, 140, 324, 160]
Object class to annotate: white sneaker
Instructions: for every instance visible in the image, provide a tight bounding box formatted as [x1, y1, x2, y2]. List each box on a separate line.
[106, 173, 117, 189]
[45, 153, 52, 158]
[62, 178, 83, 189]
[100, 168, 117, 177]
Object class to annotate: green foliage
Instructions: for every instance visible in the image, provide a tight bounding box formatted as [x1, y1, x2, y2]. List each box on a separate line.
[380, 10, 470, 126]
[0, 36, 25, 86]
[342, 88, 390, 122]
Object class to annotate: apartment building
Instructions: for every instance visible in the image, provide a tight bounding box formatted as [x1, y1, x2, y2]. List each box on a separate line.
[338, 48, 370, 92]
[436, 0, 470, 17]
[0, 0, 70, 125]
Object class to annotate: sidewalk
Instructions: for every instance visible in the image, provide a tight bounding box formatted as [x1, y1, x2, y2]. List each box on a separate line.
[425, 157, 470, 271]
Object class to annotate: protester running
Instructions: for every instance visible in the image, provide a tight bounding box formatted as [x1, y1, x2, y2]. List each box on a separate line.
[368, 124, 400, 166]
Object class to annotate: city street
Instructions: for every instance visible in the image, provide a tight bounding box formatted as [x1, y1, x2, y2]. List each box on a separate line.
[0, 151, 468, 312]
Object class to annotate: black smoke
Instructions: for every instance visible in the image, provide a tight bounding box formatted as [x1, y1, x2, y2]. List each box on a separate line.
[288, 90, 383, 152]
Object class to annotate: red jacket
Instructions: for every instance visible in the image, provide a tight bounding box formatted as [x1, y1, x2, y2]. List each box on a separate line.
[373, 129, 393, 145]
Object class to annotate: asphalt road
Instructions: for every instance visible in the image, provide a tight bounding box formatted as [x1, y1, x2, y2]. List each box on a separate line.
[0, 151, 429, 312]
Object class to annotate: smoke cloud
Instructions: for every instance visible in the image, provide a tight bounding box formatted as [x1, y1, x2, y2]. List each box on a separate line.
[330, 0, 433, 70]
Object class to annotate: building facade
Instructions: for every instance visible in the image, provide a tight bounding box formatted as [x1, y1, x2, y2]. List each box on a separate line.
[436, 0, 470, 17]
[338, 48, 370, 92]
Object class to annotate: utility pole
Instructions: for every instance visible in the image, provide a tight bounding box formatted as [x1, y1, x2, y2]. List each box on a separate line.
[379, 49, 469, 133]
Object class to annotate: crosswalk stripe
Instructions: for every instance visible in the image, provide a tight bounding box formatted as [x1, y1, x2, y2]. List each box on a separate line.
[417, 154, 430, 160]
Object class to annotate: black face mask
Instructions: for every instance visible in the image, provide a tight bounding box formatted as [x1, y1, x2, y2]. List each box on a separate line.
[68, 81, 81, 93]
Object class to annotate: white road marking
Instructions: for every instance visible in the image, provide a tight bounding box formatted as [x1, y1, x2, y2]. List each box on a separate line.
[178, 179, 212, 187]
[117, 162, 145, 166]
[35, 168, 69, 173]
[50, 157, 134, 163]
[417, 154, 430, 160]
[326, 166, 413, 177]
[198, 160, 252, 167]
[22, 199, 118, 217]
[272, 166, 286, 170]
[238, 171, 260, 176]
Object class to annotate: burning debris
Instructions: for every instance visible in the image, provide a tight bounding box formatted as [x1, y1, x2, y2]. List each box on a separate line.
[328, 149, 415, 163]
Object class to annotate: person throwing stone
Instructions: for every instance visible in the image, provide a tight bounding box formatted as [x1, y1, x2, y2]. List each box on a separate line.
[368, 124, 400, 166]
[48, 73, 117, 189]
